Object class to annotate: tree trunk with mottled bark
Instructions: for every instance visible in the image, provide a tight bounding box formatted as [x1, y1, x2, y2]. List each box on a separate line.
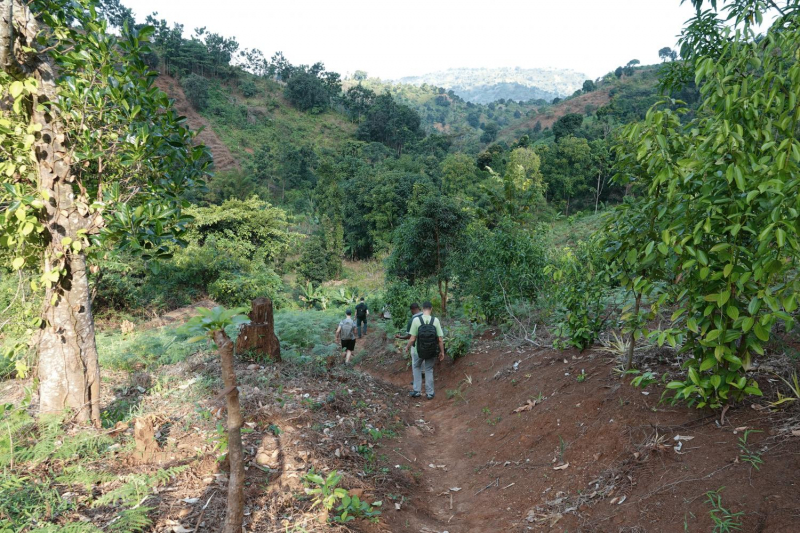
[2, 0, 100, 424]
[214, 329, 244, 533]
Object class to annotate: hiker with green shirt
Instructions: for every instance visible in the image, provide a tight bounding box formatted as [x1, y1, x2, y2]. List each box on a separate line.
[335, 309, 357, 364]
[404, 301, 445, 399]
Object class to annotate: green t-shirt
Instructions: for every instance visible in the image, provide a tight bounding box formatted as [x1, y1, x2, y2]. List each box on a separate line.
[409, 315, 443, 338]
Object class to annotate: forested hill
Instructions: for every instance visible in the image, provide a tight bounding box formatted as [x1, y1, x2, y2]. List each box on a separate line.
[396, 66, 586, 104]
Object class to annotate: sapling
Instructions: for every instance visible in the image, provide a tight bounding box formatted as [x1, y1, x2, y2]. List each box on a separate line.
[182, 306, 250, 533]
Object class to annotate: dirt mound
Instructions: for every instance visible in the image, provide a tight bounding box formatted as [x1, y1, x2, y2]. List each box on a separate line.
[359, 331, 800, 532]
[154, 75, 239, 172]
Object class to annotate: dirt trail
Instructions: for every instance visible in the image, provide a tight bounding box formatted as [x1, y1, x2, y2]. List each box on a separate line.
[358, 328, 800, 532]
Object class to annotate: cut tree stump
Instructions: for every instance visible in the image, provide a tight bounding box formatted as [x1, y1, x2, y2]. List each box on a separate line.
[238, 297, 281, 362]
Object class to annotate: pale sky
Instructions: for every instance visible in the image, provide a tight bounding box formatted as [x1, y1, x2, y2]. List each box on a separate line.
[123, 0, 701, 80]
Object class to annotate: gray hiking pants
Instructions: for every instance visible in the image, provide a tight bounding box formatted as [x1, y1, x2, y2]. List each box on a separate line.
[412, 347, 435, 396]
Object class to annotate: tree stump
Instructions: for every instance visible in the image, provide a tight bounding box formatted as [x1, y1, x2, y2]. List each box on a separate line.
[238, 297, 281, 362]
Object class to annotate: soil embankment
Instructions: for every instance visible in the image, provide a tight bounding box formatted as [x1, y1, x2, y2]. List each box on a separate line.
[154, 75, 239, 172]
[358, 328, 800, 532]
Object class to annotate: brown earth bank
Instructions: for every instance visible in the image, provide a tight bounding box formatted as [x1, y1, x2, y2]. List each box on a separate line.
[153, 75, 239, 172]
[356, 329, 800, 533]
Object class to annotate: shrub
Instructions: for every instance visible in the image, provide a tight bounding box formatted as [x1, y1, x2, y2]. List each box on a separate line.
[239, 78, 258, 98]
[208, 268, 284, 308]
[546, 239, 613, 350]
[182, 73, 210, 110]
[445, 321, 474, 361]
[455, 220, 548, 323]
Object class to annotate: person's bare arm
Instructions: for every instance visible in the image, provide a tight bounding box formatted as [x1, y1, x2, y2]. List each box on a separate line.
[438, 337, 446, 362]
[335, 325, 341, 342]
[405, 335, 417, 353]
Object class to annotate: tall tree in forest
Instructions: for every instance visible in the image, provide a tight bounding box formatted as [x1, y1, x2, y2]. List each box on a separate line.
[0, 0, 209, 424]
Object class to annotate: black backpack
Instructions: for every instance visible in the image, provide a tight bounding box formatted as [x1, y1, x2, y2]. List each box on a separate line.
[416, 315, 439, 360]
[356, 303, 367, 320]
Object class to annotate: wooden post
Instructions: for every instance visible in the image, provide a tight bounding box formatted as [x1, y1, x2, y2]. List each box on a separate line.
[238, 297, 281, 362]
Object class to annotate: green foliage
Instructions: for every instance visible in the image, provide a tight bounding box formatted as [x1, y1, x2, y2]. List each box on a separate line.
[297, 236, 333, 285]
[387, 192, 469, 312]
[384, 280, 430, 331]
[546, 239, 612, 350]
[0, 1, 210, 279]
[274, 309, 342, 360]
[208, 268, 283, 307]
[445, 321, 474, 361]
[0, 402, 183, 532]
[552, 113, 583, 140]
[284, 63, 341, 113]
[356, 93, 423, 154]
[737, 429, 763, 471]
[182, 73, 210, 109]
[611, 9, 800, 408]
[334, 493, 382, 523]
[97, 325, 203, 372]
[303, 469, 348, 511]
[705, 487, 744, 533]
[181, 306, 250, 342]
[302, 469, 381, 523]
[455, 219, 548, 322]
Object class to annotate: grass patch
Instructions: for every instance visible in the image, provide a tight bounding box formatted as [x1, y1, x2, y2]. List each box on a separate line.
[97, 326, 205, 371]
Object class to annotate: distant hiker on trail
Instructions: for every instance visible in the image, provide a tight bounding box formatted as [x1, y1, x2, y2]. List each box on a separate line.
[404, 302, 445, 400]
[355, 297, 369, 338]
[396, 303, 424, 386]
[335, 309, 357, 364]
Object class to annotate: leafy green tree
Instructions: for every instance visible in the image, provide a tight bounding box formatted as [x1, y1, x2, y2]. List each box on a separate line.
[0, 0, 209, 423]
[187, 197, 290, 264]
[480, 121, 500, 143]
[538, 136, 593, 214]
[484, 147, 546, 225]
[456, 219, 548, 322]
[343, 84, 376, 123]
[614, 66, 624, 79]
[182, 73, 210, 109]
[285, 68, 333, 112]
[297, 236, 331, 285]
[387, 191, 469, 315]
[440, 153, 478, 198]
[658, 46, 675, 62]
[612, 4, 800, 407]
[582, 79, 596, 93]
[552, 113, 583, 141]
[356, 93, 423, 155]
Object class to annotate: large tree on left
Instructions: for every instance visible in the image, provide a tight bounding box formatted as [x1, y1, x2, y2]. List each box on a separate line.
[0, 0, 209, 424]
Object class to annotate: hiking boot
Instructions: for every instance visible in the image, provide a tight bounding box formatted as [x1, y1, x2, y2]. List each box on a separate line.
[409, 391, 421, 398]
[426, 394, 434, 400]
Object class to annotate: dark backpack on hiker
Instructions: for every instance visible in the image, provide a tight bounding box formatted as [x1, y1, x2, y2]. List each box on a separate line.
[356, 303, 367, 320]
[415, 316, 439, 360]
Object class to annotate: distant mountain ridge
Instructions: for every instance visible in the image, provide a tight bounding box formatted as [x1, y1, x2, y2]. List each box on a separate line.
[396, 67, 587, 104]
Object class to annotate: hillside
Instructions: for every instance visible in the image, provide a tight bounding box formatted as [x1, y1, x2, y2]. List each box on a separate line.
[154, 76, 239, 172]
[497, 65, 665, 142]
[397, 67, 587, 104]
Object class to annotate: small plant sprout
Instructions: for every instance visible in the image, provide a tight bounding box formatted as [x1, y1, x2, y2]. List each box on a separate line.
[576, 369, 587, 382]
[705, 487, 744, 533]
[737, 429, 764, 471]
